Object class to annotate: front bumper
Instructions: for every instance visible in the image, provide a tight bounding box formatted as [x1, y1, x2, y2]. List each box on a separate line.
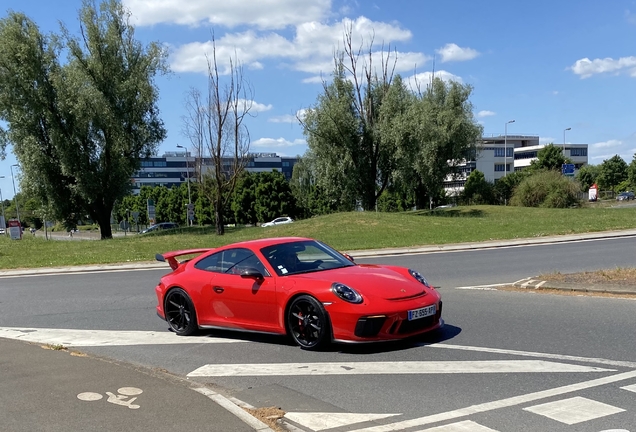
[328, 299, 443, 342]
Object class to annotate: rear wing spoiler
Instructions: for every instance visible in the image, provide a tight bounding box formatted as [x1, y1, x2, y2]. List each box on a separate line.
[155, 248, 213, 270]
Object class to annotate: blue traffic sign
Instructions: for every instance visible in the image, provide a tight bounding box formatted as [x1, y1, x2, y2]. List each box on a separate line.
[562, 163, 575, 176]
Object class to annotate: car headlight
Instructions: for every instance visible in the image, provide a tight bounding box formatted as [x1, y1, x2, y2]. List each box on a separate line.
[332, 283, 363, 304]
[409, 269, 430, 287]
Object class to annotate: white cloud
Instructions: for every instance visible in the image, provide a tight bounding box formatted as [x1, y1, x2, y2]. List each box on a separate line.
[405, 70, 463, 91]
[169, 16, 428, 78]
[251, 137, 307, 148]
[477, 110, 496, 118]
[243, 100, 273, 112]
[122, 0, 331, 29]
[539, 137, 555, 144]
[592, 139, 622, 149]
[269, 109, 307, 123]
[570, 56, 636, 78]
[435, 43, 480, 63]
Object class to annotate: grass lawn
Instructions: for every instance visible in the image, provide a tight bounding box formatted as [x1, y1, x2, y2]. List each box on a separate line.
[2, 204, 636, 270]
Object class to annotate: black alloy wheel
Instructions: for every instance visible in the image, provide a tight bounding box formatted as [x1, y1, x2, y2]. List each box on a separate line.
[164, 288, 198, 336]
[287, 295, 330, 350]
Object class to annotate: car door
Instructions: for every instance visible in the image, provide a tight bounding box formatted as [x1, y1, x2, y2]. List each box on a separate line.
[194, 248, 278, 332]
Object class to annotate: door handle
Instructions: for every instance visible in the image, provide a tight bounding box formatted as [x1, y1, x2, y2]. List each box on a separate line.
[213, 286, 224, 293]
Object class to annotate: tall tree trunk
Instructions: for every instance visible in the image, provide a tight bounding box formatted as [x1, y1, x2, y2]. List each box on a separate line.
[214, 199, 225, 235]
[97, 212, 113, 239]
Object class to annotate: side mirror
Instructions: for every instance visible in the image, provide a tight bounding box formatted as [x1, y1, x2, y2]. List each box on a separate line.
[240, 268, 264, 281]
[342, 253, 355, 262]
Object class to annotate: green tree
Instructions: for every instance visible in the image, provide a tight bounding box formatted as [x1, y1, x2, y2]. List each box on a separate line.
[575, 164, 600, 190]
[232, 172, 258, 225]
[627, 154, 636, 189]
[0, 0, 167, 239]
[404, 78, 483, 207]
[598, 155, 628, 191]
[461, 170, 493, 205]
[527, 143, 567, 172]
[493, 171, 527, 205]
[301, 28, 409, 211]
[254, 171, 297, 223]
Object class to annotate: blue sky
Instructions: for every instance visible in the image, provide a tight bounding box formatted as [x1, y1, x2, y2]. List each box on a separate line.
[2, 0, 636, 199]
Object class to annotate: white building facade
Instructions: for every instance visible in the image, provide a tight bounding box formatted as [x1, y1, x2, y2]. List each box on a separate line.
[443, 134, 589, 196]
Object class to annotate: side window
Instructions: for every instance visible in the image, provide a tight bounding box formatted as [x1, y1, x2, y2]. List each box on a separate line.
[195, 248, 269, 276]
[194, 252, 224, 272]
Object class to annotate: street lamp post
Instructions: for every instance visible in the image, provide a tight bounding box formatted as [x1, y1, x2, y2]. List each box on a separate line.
[0, 176, 6, 235]
[504, 120, 515, 177]
[10, 164, 20, 223]
[176, 145, 192, 226]
[563, 127, 571, 157]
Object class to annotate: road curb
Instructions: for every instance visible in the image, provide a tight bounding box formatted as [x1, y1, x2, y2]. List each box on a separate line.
[512, 277, 636, 295]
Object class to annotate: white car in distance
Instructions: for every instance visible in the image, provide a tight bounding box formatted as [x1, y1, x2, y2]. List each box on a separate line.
[261, 216, 293, 227]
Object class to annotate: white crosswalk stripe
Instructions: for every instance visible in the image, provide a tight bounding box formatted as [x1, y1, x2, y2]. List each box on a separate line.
[187, 360, 612, 377]
[0, 327, 248, 346]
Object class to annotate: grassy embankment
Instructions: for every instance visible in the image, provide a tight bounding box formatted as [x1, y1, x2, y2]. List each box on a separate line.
[1, 205, 636, 270]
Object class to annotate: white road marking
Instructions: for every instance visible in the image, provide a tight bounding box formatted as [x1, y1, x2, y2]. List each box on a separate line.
[77, 392, 103, 401]
[454, 285, 504, 291]
[347, 370, 636, 432]
[284, 412, 400, 431]
[428, 343, 636, 369]
[620, 383, 636, 393]
[523, 396, 625, 425]
[186, 360, 612, 377]
[417, 420, 499, 431]
[0, 327, 248, 346]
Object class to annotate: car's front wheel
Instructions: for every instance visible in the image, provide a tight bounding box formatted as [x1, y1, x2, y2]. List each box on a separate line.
[164, 288, 198, 336]
[287, 295, 330, 350]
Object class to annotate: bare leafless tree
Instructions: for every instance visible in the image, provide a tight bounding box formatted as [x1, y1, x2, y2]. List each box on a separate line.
[182, 35, 253, 235]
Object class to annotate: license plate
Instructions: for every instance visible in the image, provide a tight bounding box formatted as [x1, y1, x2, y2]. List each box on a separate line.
[408, 305, 436, 321]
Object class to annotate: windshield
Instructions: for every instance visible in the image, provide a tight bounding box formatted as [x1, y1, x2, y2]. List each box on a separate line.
[260, 240, 355, 276]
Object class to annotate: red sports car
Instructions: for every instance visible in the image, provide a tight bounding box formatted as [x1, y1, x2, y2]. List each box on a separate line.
[155, 237, 443, 350]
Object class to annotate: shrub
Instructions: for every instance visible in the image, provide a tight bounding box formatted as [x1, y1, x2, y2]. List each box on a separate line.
[510, 170, 582, 208]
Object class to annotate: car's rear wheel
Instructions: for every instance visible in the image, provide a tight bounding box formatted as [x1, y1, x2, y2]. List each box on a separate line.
[164, 288, 198, 336]
[287, 295, 330, 350]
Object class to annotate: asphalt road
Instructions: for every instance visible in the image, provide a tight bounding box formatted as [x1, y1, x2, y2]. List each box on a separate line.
[1, 236, 636, 431]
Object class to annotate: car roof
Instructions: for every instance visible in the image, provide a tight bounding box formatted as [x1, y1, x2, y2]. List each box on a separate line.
[228, 237, 313, 249]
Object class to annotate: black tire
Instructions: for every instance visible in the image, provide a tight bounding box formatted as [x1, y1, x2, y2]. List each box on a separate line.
[286, 295, 331, 350]
[164, 288, 198, 336]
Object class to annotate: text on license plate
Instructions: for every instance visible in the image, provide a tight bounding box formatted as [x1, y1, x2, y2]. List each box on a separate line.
[408, 304, 436, 321]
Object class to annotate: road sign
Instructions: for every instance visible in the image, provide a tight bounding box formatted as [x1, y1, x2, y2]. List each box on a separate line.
[562, 163, 575, 176]
[8, 219, 22, 240]
[119, 220, 130, 231]
[131, 211, 140, 222]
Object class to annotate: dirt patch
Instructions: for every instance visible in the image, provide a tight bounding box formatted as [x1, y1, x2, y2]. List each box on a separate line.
[243, 406, 286, 432]
[540, 268, 636, 286]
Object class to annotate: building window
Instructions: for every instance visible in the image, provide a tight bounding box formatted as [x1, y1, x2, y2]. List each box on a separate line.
[494, 148, 505, 157]
[141, 161, 153, 167]
[282, 162, 290, 167]
[153, 161, 166, 167]
[570, 148, 587, 157]
[495, 164, 506, 172]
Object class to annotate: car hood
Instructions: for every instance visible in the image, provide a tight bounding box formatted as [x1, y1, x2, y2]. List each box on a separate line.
[295, 264, 428, 300]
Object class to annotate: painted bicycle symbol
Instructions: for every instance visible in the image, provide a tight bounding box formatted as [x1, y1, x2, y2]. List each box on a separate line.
[77, 387, 143, 409]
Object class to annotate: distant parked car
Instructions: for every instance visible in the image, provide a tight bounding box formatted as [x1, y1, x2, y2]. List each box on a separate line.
[141, 222, 179, 234]
[616, 191, 635, 201]
[261, 217, 294, 228]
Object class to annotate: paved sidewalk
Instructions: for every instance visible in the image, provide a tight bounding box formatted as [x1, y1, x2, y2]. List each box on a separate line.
[0, 337, 270, 432]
